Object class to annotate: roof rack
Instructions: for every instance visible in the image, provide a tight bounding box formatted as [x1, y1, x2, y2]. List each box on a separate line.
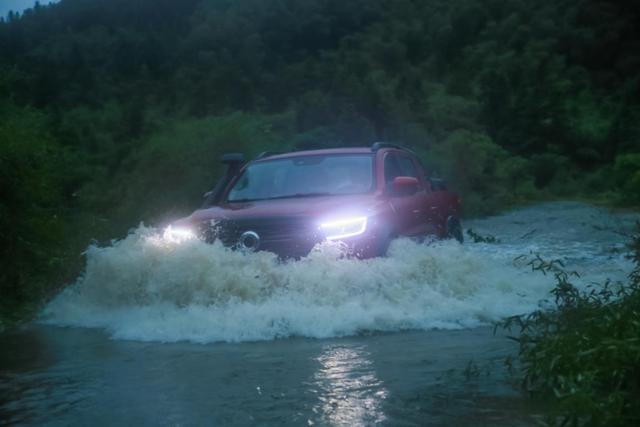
[371, 142, 415, 154]
[256, 151, 283, 160]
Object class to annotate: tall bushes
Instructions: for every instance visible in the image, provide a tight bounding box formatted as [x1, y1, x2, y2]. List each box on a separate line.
[503, 230, 640, 426]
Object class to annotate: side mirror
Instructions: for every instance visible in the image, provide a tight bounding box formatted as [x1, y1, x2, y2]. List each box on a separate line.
[392, 176, 419, 196]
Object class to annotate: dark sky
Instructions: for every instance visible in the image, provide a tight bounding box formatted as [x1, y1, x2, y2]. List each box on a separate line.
[1, 0, 59, 18]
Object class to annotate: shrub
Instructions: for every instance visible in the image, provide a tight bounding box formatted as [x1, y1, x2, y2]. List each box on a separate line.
[0, 104, 73, 324]
[104, 112, 295, 227]
[613, 154, 640, 206]
[426, 130, 536, 215]
[502, 227, 640, 426]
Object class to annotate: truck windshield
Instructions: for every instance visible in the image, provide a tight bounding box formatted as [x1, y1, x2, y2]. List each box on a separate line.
[227, 154, 374, 202]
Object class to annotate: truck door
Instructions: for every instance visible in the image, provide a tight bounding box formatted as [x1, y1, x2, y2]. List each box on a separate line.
[384, 152, 429, 236]
[412, 158, 450, 237]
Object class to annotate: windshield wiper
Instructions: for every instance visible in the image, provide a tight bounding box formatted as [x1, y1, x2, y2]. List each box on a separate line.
[265, 192, 335, 200]
[227, 193, 335, 203]
[227, 198, 261, 203]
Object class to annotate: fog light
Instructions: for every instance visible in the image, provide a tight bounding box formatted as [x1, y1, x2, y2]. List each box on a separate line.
[238, 231, 260, 251]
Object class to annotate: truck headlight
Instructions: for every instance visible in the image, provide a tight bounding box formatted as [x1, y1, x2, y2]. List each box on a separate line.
[319, 216, 368, 240]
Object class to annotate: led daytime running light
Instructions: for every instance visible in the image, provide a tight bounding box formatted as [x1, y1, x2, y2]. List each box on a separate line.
[319, 216, 368, 240]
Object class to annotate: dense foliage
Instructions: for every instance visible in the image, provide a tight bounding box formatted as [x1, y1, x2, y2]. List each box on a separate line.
[1, 0, 639, 322]
[502, 230, 640, 426]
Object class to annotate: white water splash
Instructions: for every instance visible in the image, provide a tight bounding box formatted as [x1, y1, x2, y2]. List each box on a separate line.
[41, 202, 637, 344]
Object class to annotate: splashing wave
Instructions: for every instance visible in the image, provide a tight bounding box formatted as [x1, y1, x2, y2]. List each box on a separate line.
[40, 225, 562, 343]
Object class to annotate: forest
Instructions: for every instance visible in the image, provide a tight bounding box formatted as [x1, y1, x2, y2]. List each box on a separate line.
[1, 0, 639, 322]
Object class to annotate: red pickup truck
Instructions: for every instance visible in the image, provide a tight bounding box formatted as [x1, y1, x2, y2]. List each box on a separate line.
[170, 143, 462, 258]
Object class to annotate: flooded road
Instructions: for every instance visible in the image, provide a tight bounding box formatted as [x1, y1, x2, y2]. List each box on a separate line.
[1, 202, 638, 426]
[2, 326, 531, 426]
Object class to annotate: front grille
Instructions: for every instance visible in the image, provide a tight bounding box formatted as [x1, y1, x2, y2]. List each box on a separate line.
[198, 216, 322, 256]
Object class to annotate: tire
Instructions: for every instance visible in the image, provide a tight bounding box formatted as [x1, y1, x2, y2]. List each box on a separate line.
[367, 225, 393, 258]
[446, 216, 464, 243]
[373, 235, 392, 257]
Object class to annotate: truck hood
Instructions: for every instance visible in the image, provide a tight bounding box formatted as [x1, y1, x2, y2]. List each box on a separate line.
[178, 194, 385, 226]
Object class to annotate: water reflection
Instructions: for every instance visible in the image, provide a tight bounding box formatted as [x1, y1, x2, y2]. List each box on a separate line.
[311, 344, 387, 426]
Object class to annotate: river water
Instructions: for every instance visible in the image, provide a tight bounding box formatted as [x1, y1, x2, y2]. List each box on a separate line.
[1, 202, 637, 426]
